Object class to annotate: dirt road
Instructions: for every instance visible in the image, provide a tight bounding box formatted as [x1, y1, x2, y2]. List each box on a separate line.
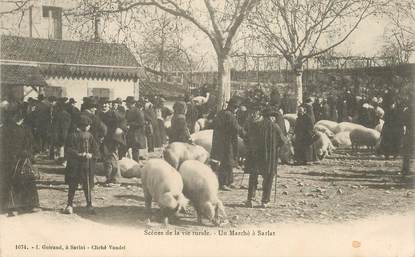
[0, 148, 414, 257]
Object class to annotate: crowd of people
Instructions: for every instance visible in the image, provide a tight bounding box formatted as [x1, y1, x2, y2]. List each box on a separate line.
[0, 84, 413, 216]
[0, 94, 172, 216]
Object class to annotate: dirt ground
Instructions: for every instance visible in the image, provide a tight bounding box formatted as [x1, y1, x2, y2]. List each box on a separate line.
[1, 147, 414, 257]
[32, 147, 414, 227]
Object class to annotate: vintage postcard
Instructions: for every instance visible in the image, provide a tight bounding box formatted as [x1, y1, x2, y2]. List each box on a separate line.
[0, 0, 414, 256]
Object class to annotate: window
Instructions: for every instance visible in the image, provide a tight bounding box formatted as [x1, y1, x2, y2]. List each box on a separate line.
[88, 88, 111, 98]
[44, 87, 63, 97]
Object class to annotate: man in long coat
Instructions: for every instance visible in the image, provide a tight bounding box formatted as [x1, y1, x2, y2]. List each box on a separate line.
[169, 101, 192, 143]
[99, 99, 127, 184]
[211, 97, 245, 191]
[51, 98, 72, 163]
[245, 107, 287, 208]
[125, 96, 146, 162]
[379, 102, 404, 159]
[294, 106, 314, 165]
[1, 106, 40, 215]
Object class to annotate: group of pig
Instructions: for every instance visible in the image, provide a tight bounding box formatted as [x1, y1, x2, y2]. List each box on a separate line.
[284, 114, 383, 159]
[140, 142, 226, 226]
[111, 114, 383, 226]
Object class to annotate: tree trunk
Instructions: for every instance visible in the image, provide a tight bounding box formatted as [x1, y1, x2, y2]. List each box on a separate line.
[217, 54, 231, 111]
[294, 68, 303, 110]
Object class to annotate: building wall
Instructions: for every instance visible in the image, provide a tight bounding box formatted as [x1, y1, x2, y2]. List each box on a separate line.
[24, 77, 137, 108]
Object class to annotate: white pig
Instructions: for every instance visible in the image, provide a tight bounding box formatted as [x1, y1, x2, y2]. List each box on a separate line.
[179, 160, 227, 226]
[141, 159, 188, 225]
[163, 142, 210, 169]
[332, 131, 352, 147]
[333, 122, 366, 134]
[315, 120, 338, 133]
[313, 131, 335, 159]
[349, 127, 381, 152]
[314, 124, 335, 138]
[190, 129, 246, 158]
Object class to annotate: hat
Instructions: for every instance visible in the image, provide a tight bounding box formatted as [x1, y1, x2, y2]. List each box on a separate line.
[112, 98, 122, 104]
[99, 97, 110, 105]
[83, 101, 97, 110]
[78, 115, 91, 127]
[68, 98, 77, 104]
[124, 96, 136, 104]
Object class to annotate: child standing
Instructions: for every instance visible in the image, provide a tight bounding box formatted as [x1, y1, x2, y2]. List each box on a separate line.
[63, 115, 99, 214]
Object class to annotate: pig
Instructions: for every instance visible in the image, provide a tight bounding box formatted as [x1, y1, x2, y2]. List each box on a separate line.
[283, 113, 297, 128]
[141, 159, 188, 225]
[163, 142, 210, 170]
[315, 120, 338, 133]
[178, 160, 227, 226]
[194, 118, 212, 133]
[332, 131, 352, 147]
[119, 158, 143, 178]
[94, 158, 143, 178]
[313, 131, 336, 159]
[314, 124, 335, 139]
[190, 129, 246, 158]
[333, 122, 366, 134]
[349, 127, 381, 152]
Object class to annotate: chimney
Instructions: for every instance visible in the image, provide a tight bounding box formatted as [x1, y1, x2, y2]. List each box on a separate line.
[93, 15, 101, 42]
[42, 6, 63, 39]
[29, 5, 33, 37]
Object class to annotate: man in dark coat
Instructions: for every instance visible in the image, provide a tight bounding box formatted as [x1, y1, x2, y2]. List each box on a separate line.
[294, 106, 314, 165]
[80, 100, 107, 150]
[320, 98, 330, 121]
[402, 94, 414, 175]
[169, 101, 192, 143]
[379, 102, 404, 159]
[125, 96, 146, 162]
[185, 99, 199, 134]
[211, 97, 245, 191]
[51, 98, 72, 163]
[144, 102, 161, 152]
[64, 115, 100, 214]
[245, 107, 287, 208]
[65, 98, 81, 133]
[99, 99, 127, 185]
[1, 106, 40, 215]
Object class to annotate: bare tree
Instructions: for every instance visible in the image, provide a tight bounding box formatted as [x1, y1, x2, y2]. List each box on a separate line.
[249, 0, 374, 107]
[380, 0, 415, 63]
[70, 0, 259, 110]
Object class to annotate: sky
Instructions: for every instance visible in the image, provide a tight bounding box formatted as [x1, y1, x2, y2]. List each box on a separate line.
[0, 0, 408, 70]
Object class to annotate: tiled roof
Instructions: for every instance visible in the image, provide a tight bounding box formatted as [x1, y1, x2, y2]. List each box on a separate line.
[0, 63, 47, 87]
[0, 35, 140, 80]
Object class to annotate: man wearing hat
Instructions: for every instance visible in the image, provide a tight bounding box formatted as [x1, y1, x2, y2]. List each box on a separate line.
[65, 98, 80, 133]
[245, 107, 287, 208]
[211, 96, 245, 191]
[50, 97, 72, 164]
[80, 99, 107, 148]
[64, 114, 100, 214]
[99, 98, 127, 185]
[125, 96, 146, 162]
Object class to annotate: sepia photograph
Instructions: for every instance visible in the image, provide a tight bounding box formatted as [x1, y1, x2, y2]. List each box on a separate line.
[0, 0, 414, 256]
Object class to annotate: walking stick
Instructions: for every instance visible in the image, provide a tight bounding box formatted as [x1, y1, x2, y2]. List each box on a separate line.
[273, 173, 277, 203]
[86, 140, 92, 207]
